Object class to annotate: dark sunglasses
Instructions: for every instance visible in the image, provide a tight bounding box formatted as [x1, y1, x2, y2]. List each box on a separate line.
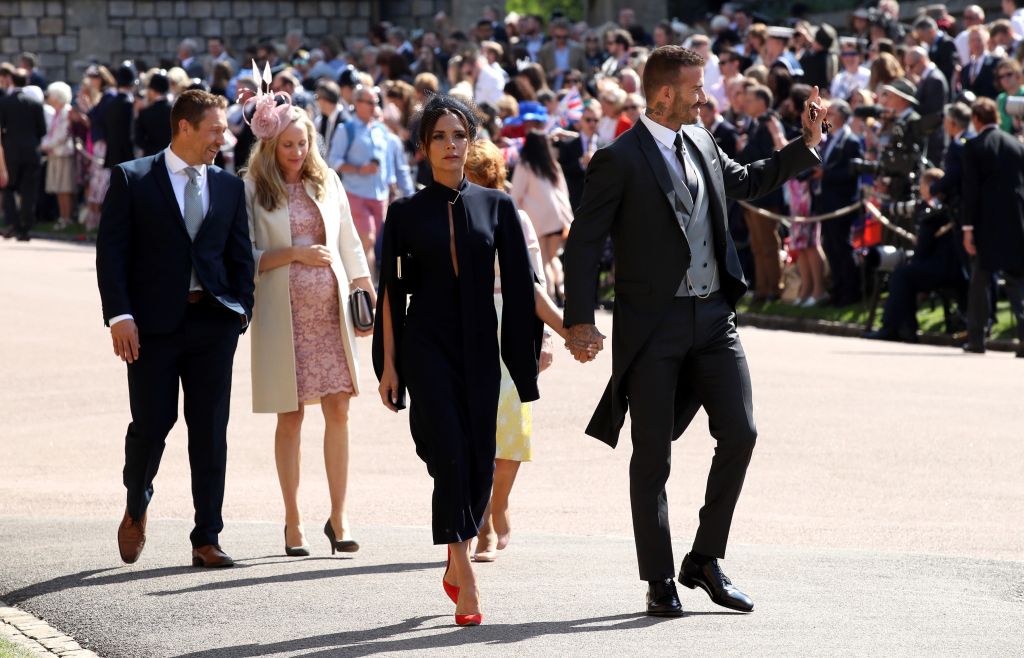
[999, 72, 1017, 79]
[582, 117, 599, 123]
[841, 51, 859, 56]
[623, 105, 639, 110]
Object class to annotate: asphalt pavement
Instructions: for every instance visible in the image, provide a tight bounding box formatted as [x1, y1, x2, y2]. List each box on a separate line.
[1, 239, 1022, 657]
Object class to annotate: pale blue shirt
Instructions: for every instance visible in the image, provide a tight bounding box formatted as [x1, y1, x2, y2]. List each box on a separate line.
[327, 117, 390, 201]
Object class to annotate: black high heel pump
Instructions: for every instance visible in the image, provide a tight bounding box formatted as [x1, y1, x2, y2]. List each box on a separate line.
[323, 520, 359, 554]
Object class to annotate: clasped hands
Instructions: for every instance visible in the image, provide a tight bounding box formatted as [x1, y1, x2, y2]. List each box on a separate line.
[564, 323, 605, 364]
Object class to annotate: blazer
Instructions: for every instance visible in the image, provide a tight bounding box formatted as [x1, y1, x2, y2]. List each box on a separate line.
[134, 98, 172, 157]
[738, 113, 786, 208]
[537, 42, 587, 81]
[101, 92, 136, 168]
[958, 55, 1001, 100]
[40, 105, 74, 158]
[929, 34, 959, 90]
[563, 120, 819, 447]
[0, 90, 46, 164]
[813, 127, 864, 213]
[962, 126, 1024, 273]
[246, 172, 371, 412]
[557, 134, 605, 211]
[710, 118, 740, 159]
[509, 163, 574, 237]
[96, 152, 255, 335]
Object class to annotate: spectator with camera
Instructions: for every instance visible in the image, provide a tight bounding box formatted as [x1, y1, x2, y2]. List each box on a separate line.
[961, 97, 1024, 357]
[995, 59, 1024, 133]
[864, 168, 968, 343]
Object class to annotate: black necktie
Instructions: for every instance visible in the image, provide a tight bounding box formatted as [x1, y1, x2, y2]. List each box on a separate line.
[673, 134, 698, 202]
[319, 113, 329, 142]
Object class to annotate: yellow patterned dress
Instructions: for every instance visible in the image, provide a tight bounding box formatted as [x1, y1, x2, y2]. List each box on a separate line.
[493, 209, 543, 462]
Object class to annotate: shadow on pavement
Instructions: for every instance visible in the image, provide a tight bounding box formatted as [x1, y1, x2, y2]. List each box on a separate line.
[172, 611, 738, 657]
[2, 559, 436, 604]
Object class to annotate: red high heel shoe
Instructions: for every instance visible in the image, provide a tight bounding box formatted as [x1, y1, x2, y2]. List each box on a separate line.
[443, 547, 460, 604]
[455, 613, 483, 626]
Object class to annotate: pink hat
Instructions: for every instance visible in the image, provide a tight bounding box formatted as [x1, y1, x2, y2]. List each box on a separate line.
[237, 61, 294, 141]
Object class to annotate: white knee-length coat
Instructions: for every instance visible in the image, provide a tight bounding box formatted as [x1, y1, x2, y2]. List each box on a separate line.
[246, 172, 371, 413]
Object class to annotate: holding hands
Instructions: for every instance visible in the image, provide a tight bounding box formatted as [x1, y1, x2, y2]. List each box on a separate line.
[564, 324, 605, 363]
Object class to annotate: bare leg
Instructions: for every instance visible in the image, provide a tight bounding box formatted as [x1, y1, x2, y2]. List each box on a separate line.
[275, 408, 305, 547]
[322, 391, 353, 541]
[473, 499, 498, 562]
[795, 250, 811, 301]
[491, 458, 521, 550]
[807, 246, 827, 299]
[57, 193, 73, 224]
[450, 539, 481, 616]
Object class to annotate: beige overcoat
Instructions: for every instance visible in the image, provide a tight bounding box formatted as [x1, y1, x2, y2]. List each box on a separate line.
[246, 173, 371, 413]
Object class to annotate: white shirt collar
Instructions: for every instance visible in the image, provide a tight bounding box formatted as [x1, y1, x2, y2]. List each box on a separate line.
[164, 146, 207, 178]
[639, 112, 682, 151]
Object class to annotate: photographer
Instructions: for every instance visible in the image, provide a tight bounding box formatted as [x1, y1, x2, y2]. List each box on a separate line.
[864, 168, 968, 343]
[860, 78, 927, 203]
[961, 98, 1024, 357]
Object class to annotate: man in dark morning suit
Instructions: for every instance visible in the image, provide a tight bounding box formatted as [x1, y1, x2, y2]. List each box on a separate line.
[915, 16, 958, 94]
[811, 100, 865, 306]
[562, 46, 823, 616]
[960, 97, 1024, 357]
[0, 67, 46, 241]
[103, 64, 138, 169]
[556, 99, 606, 211]
[96, 90, 255, 567]
[908, 47, 949, 166]
[134, 71, 173, 157]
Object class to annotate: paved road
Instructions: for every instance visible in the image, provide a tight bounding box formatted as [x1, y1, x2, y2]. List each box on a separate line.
[1, 239, 1022, 657]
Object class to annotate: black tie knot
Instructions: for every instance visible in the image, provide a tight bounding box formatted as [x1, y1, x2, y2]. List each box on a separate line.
[673, 134, 683, 152]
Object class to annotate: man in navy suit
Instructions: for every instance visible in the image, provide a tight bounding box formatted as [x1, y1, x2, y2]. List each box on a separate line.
[958, 26, 1001, 100]
[811, 100, 864, 306]
[96, 90, 255, 567]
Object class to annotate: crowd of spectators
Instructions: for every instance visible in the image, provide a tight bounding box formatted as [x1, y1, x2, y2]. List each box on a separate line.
[2, 2, 1024, 346]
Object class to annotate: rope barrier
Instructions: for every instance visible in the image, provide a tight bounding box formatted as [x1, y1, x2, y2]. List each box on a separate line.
[735, 199, 863, 227]
[862, 200, 917, 245]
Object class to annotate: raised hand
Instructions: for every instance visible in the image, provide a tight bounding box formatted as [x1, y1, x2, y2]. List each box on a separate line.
[564, 324, 605, 363]
[801, 85, 830, 148]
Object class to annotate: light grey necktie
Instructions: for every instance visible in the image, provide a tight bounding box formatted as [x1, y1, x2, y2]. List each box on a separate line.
[183, 166, 204, 240]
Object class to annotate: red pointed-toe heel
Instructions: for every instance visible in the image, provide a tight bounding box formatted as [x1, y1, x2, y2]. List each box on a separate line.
[443, 547, 460, 604]
[455, 613, 483, 626]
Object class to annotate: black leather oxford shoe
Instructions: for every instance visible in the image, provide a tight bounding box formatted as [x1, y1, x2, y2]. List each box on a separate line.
[679, 554, 754, 612]
[646, 578, 684, 617]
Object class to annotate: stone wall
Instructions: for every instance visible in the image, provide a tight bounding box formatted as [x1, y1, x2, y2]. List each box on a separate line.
[0, 0, 470, 84]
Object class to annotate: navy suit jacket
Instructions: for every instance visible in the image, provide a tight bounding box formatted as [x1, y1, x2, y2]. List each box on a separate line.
[813, 128, 864, 213]
[959, 55, 1001, 100]
[96, 152, 255, 335]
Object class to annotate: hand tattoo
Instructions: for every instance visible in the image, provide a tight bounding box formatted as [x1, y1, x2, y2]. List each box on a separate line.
[565, 324, 605, 363]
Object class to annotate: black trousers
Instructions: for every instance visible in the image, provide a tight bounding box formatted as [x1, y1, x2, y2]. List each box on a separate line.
[123, 301, 240, 548]
[624, 294, 756, 581]
[2, 159, 41, 238]
[881, 257, 966, 333]
[966, 259, 1024, 348]
[821, 215, 860, 305]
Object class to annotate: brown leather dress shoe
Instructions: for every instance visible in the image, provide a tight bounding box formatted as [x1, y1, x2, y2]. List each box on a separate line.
[117, 509, 147, 564]
[192, 545, 235, 568]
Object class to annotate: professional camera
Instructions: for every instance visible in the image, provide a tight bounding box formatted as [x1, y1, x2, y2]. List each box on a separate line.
[880, 198, 920, 220]
[848, 106, 938, 200]
[858, 245, 914, 273]
[1004, 96, 1024, 118]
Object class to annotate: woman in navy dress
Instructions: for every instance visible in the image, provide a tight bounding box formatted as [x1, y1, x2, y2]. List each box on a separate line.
[373, 95, 540, 626]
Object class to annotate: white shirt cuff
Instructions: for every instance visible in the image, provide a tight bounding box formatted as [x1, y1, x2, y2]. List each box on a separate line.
[108, 314, 134, 326]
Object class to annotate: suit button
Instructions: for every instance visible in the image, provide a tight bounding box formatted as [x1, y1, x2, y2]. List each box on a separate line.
[703, 263, 708, 268]
[702, 285, 708, 290]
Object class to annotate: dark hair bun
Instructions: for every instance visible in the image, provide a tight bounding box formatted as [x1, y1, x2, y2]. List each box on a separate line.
[415, 93, 480, 151]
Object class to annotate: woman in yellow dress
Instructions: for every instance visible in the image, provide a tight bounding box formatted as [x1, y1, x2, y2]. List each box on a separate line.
[464, 139, 567, 561]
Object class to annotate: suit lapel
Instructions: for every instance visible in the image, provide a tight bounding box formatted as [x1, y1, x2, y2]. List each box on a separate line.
[151, 152, 189, 236]
[633, 121, 687, 216]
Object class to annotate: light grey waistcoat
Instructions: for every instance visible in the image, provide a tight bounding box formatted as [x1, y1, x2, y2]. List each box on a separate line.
[671, 138, 720, 297]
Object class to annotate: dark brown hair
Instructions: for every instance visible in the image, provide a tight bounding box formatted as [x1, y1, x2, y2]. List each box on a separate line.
[641, 45, 705, 99]
[971, 97, 999, 126]
[416, 93, 479, 151]
[170, 89, 228, 136]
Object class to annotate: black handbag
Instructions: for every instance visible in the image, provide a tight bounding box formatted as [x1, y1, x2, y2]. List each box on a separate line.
[349, 288, 374, 331]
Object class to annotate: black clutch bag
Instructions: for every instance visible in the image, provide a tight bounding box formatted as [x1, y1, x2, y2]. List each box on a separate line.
[349, 288, 374, 331]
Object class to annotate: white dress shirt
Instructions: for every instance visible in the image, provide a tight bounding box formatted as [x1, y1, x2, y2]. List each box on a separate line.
[638, 113, 688, 182]
[108, 147, 210, 326]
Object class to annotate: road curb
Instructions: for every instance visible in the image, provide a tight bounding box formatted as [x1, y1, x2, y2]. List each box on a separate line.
[739, 312, 1019, 352]
[0, 600, 99, 657]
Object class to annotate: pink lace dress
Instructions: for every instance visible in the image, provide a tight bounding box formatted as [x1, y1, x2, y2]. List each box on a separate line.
[287, 183, 353, 403]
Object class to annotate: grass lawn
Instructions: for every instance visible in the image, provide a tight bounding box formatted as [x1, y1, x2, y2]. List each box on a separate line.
[737, 295, 1018, 341]
[0, 634, 40, 658]
[30, 220, 96, 242]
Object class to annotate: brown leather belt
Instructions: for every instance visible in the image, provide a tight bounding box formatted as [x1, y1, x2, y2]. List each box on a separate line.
[186, 291, 205, 304]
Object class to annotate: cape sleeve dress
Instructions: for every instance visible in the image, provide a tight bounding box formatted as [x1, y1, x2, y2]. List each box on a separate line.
[372, 177, 542, 544]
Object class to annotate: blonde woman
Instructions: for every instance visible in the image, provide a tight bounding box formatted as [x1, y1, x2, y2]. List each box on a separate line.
[244, 98, 374, 557]
[464, 139, 567, 562]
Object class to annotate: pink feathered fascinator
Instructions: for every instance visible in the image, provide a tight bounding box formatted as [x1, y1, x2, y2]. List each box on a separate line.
[238, 60, 294, 141]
